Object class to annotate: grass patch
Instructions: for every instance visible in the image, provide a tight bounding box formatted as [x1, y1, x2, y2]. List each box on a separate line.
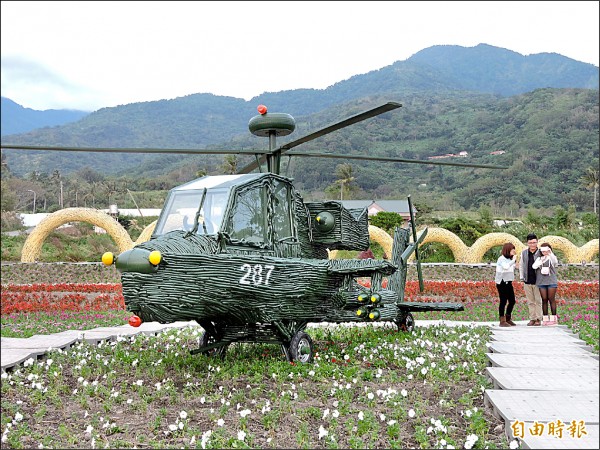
[2, 324, 511, 449]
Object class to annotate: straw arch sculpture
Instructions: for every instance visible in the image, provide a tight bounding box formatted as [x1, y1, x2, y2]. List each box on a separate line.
[413, 228, 598, 263]
[20, 208, 157, 263]
[329, 226, 598, 264]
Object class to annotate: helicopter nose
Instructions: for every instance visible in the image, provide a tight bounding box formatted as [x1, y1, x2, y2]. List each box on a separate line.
[105, 248, 162, 273]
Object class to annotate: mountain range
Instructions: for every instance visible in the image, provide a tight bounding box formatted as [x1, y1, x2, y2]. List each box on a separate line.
[1, 97, 88, 137]
[1, 43, 598, 211]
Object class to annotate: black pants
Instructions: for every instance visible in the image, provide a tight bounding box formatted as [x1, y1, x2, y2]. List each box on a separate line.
[496, 280, 516, 317]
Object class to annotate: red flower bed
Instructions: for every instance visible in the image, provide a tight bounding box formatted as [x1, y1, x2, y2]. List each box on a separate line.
[358, 279, 598, 301]
[3, 283, 121, 293]
[1, 283, 125, 315]
[2, 280, 597, 315]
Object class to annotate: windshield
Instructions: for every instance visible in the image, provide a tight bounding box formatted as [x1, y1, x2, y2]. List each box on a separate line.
[153, 189, 230, 236]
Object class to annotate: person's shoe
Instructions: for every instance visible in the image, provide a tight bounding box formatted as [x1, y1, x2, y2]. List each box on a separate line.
[499, 316, 511, 327]
[532, 319, 542, 326]
[527, 320, 536, 326]
[506, 315, 517, 326]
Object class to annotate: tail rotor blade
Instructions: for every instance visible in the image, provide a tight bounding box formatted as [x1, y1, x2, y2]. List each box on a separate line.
[407, 195, 425, 292]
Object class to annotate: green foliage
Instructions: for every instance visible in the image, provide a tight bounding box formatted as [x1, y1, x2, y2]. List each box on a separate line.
[0, 179, 17, 211]
[553, 205, 576, 229]
[413, 201, 433, 215]
[419, 242, 456, 263]
[431, 216, 493, 246]
[478, 205, 492, 226]
[325, 163, 361, 200]
[581, 212, 599, 227]
[369, 211, 406, 234]
[524, 210, 545, 229]
[1, 235, 24, 261]
[122, 215, 159, 241]
[482, 246, 504, 263]
[1, 211, 23, 231]
[221, 155, 238, 174]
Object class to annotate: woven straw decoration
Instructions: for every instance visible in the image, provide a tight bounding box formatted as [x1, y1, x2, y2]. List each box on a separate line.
[21, 208, 133, 262]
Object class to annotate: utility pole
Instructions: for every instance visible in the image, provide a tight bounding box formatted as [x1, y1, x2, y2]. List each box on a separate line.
[60, 180, 64, 209]
[26, 190, 36, 213]
[127, 189, 144, 218]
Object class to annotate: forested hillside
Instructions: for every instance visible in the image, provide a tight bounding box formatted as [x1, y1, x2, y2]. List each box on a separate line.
[1, 44, 598, 213]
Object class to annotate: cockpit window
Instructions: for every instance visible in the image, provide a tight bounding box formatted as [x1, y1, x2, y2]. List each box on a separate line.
[153, 189, 229, 236]
[226, 186, 266, 245]
[272, 180, 292, 240]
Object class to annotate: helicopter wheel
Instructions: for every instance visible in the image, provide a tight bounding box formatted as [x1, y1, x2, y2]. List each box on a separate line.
[288, 331, 314, 363]
[198, 330, 229, 359]
[395, 312, 415, 333]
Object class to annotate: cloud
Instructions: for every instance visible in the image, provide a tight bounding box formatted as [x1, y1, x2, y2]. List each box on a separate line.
[0, 56, 104, 111]
[1, 1, 597, 111]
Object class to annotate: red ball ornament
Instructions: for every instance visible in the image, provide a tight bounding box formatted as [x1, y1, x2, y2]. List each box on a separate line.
[128, 315, 142, 327]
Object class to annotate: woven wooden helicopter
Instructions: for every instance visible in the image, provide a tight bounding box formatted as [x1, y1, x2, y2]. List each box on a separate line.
[2, 102, 506, 362]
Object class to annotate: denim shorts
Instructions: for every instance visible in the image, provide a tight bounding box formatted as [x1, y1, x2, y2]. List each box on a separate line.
[538, 284, 558, 289]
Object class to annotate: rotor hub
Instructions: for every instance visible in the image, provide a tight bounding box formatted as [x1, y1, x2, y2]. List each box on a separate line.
[248, 107, 296, 137]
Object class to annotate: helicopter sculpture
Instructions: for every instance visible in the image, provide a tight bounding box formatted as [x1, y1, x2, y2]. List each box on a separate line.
[1, 102, 506, 362]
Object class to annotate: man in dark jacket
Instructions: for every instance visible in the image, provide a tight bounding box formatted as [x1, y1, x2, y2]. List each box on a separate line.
[519, 233, 542, 326]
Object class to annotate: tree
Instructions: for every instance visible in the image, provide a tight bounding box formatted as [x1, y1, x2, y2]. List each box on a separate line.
[102, 180, 119, 207]
[478, 205, 493, 225]
[50, 170, 64, 209]
[334, 164, 356, 201]
[0, 180, 17, 211]
[0, 151, 10, 180]
[221, 156, 238, 175]
[76, 167, 105, 184]
[370, 211, 405, 234]
[554, 205, 575, 229]
[581, 167, 599, 214]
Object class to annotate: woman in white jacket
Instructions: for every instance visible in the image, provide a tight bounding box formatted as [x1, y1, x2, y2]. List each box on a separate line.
[495, 242, 518, 327]
[532, 243, 559, 319]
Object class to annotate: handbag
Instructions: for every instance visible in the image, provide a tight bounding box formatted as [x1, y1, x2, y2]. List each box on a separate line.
[542, 315, 558, 326]
[541, 266, 550, 275]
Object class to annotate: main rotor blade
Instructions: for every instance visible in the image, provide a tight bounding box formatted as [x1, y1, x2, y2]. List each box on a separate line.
[237, 102, 402, 174]
[278, 102, 402, 151]
[0, 144, 271, 155]
[285, 151, 508, 169]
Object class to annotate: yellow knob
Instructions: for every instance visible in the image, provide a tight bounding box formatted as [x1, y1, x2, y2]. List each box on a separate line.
[148, 250, 162, 266]
[370, 293, 381, 304]
[101, 252, 114, 266]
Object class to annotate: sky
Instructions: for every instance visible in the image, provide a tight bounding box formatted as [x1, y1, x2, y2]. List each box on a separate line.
[1, 1, 598, 112]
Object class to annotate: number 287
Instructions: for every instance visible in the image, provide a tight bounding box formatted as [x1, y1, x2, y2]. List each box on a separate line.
[239, 264, 275, 286]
